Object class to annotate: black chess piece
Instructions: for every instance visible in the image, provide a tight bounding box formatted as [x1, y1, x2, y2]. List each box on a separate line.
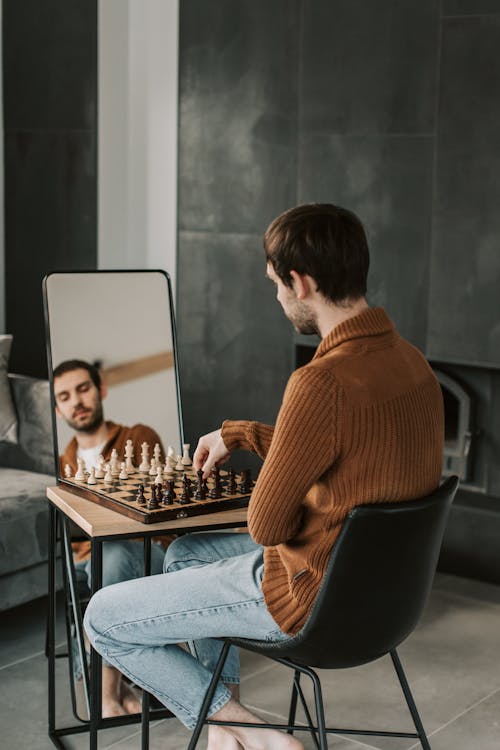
[226, 467, 237, 495]
[147, 485, 159, 510]
[238, 469, 253, 494]
[194, 469, 207, 500]
[136, 484, 146, 505]
[182, 472, 192, 499]
[208, 466, 222, 499]
[163, 479, 176, 505]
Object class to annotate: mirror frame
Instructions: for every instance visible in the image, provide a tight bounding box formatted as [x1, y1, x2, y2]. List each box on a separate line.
[42, 269, 185, 486]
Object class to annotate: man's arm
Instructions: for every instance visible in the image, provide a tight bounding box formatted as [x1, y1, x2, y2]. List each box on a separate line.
[193, 421, 274, 475]
[247, 367, 342, 547]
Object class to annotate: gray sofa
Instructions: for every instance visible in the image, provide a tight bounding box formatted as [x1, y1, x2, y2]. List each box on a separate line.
[0, 374, 57, 610]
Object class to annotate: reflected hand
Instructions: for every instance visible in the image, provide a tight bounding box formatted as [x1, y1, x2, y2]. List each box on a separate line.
[193, 428, 230, 478]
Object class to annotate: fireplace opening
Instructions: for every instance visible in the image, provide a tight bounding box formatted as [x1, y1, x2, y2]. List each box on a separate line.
[433, 369, 473, 482]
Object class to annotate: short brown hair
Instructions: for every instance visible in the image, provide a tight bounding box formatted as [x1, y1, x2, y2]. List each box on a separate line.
[53, 359, 101, 389]
[264, 203, 369, 303]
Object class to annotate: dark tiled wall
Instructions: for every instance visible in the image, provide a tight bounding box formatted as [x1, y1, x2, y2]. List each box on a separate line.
[177, 1, 500, 453]
[2, 0, 97, 377]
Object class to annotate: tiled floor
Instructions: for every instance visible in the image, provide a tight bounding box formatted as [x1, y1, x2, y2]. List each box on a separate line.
[1, 573, 499, 749]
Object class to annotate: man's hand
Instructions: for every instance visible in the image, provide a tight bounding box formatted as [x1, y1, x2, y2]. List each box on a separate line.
[193, 428, 230, 478]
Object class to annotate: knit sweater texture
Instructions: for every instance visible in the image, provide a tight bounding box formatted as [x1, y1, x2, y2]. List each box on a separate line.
[221, 307, 444, 635]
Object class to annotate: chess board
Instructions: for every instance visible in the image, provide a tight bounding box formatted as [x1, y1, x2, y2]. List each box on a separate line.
[58, 467, 251, 524]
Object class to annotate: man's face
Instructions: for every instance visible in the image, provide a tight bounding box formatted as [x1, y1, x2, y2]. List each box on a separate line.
[266, 262, 319, 336]
[54, 368, 104, 433]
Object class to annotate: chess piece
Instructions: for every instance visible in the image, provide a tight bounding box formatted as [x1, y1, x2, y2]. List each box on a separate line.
[195, 469, 207, 501]
[147, 485, 159, 510]
[226, 467, 237, 495]
[139, 442, 150, 473]
[155, 466, 164, 485]
[119, 462, 129, 481]
[148, 458, 157, 477]
[75, 458, 86, 483]
[104, 463, 114, 485]
[208, 467, 222, 499]
[110, 449, 120, 477]
[94, 455, 105, 479]
[238, 469, 253, 494]
[136, 484, 146, 505]
[124, 439, 135, 473]
[87, 466, 97, 485]
[175, 454, 184, 471]
[182, 472, 192, 499]
[181, 443, 192, 466]
[153, 442, 162, 464]
[163, 460, 174, 479]
[64, 464, 72, 479]
[162, 479, 176, 505]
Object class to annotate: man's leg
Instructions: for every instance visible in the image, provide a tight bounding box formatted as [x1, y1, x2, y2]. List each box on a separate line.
[85, 540, 166, 716]
[163, 531, 259, 691]
[84, 541, 287, 729]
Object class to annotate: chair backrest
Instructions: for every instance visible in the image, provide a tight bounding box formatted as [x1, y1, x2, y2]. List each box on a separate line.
[239, 476, 459, 669]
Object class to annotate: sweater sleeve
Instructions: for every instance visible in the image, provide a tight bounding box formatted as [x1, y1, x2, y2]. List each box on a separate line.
[221, 420, 275, 460]
[247, 366, 342, 547]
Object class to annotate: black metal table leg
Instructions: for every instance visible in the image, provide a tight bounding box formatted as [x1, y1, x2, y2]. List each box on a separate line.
[48, 505, 58, 742]
[90, 540, 103, 750]
[141, 537, 152, 750]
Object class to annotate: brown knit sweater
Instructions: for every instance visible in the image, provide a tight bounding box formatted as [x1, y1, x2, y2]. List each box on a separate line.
[221, 307, 444, 635]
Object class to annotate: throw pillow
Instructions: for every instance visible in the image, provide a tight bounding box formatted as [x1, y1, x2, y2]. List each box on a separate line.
[0, 335, 18, 443]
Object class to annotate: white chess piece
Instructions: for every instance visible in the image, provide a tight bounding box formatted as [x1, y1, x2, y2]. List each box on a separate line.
[119, 461, 128, 481]
[110, 448, 120, 476]
[163, 460, 174, 479]
[175, 454, 184, 471]
[154, 466, 163, 485]
[94, 455, 105, 479]
[75, 458, 86, 482]
[139, 442, 150, 473]
[64, 464, 72, 479]
[153, 442, 162, 464]
[181, 443, 192, 466]
[149, 458, 157, 476]
[104, 463, 114, 484]
[87, 466, 97, 485]
[124, 439, 135, 473]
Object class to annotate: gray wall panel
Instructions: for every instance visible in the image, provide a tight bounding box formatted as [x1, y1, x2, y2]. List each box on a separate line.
[428, 16, 500, 366]
[178, 0, 299, 235]
[300, 0, 439, 135]
[177, 231, 292, 442]
[299, 134, 433, 348]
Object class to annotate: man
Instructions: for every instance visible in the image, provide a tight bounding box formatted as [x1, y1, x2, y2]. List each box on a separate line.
[54, 359, 169, 717]
[84, 204, 444, 749]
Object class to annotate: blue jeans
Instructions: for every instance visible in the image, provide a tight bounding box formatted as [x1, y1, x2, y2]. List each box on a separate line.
[73, 541, 165, 677]
[84, 532, 290, 729]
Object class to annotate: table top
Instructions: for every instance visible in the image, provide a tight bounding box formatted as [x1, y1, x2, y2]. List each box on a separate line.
[46, 486, 248, 539]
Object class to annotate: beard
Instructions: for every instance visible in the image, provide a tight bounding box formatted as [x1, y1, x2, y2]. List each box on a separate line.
[287, 301, 320, 336]
[67, 402, 104, 434]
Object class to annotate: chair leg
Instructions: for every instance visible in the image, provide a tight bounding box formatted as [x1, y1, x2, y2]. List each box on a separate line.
[391, 649, 432, 750]
[188, 641, 231, 750]
[307, 667, 328, 750]
[287, 670, 300, 735]
[293, 673, 321, 750]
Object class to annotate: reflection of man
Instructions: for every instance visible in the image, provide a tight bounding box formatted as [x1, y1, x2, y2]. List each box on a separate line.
[53, 359, 169, 717]
[85, 204, 444, 748]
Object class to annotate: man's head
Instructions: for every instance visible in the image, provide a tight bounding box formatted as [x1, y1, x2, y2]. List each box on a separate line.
[53, 360, 106, 434]
[264, 202, 369, 311]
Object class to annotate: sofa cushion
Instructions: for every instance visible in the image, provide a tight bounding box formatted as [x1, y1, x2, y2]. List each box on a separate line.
[0, 468, 55, 576]
[0, 336, 18, 444]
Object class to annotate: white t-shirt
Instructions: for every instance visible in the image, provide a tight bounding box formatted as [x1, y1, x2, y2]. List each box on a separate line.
[77, 441, 107, 472]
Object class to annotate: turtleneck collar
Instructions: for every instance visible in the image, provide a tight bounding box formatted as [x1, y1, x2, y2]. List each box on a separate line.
[313, 307, 395, 360]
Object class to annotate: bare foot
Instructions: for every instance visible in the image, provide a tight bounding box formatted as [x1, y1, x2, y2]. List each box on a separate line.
[207, 724, 243, 749]
[101, 698, 127, 718]
[211, 699, 304, 750]
[121, 681, 142, 715]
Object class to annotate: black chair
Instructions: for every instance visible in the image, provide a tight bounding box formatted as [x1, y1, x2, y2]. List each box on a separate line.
[187, 476, 459, 750]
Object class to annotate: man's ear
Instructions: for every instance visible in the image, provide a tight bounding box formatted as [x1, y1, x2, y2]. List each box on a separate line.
[55, 405, 62, 419]
[290, 270, 312, 300]
[100, 382, 108, 400]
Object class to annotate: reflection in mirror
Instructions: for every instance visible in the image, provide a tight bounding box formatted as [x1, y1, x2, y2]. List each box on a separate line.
[44, 271, 183, 477]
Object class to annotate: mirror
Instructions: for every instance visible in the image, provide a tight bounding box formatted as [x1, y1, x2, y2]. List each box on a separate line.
[43, 270, 183, 477]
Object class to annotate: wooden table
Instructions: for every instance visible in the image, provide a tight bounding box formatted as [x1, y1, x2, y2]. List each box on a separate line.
[46, 485, 248, 750]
